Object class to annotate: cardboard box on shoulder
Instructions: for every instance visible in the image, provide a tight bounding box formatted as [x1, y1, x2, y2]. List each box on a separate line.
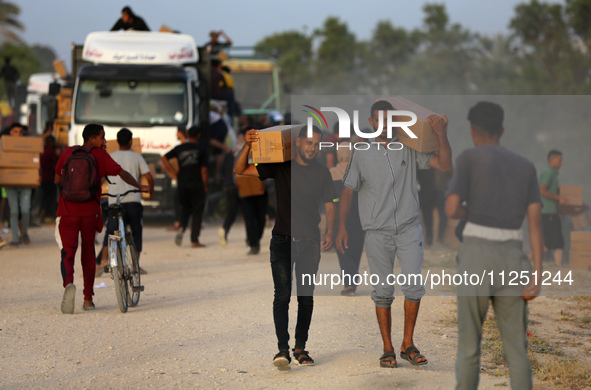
[0, 136, 43, 154]
[105, 137, 142, 155]
[236, 175, 265, 198]
[0, 151, 40, 168]
[0, 168, 39, 187]
[570, 231, 591, 270]
[381, 97, 440, 153]
[250, 125, 304, 164]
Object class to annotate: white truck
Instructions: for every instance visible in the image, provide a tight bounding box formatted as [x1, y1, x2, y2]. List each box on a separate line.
[69, 31, 206, 209]
[20, 73, 66, 135]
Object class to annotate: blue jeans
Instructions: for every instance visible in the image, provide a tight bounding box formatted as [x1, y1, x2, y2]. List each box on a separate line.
[270, 234, 320, 351]
[5, 188, 32, 243]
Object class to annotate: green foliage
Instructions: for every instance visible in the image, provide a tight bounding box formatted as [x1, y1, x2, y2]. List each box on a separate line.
[255, 0, 591, 95]
[0, 42, 42, 99]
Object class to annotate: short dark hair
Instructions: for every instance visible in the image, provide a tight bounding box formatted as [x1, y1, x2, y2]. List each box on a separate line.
[122, 6, 134, 16]
[467, 101, 504, 136]
[82, 123, 103, 142]
[117, 128, 133, 146]
[370, 100, 394, 118]
[188, 125, 202, 138]
[547, 149, 562, 160]
[298, 125, 321, 139]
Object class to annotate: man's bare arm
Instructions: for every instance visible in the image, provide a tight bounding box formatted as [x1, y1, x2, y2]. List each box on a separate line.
[540, 184, 568, 204]
[524, 202, 543, 300]
[322, 202, 336, 251]
[234, 129, 259, 177]
[445, 193, 467, 219]
[428, 114, 452, 172]
[335, 186, 353, 254]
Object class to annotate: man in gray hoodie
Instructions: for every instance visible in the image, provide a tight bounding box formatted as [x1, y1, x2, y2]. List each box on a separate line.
[336, 100, 452, 368]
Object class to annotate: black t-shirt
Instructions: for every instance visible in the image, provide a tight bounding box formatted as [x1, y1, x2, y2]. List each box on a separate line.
[165, 142, 208, 188]
[257, 160, 336, 241]
[111, 16, 150, 31]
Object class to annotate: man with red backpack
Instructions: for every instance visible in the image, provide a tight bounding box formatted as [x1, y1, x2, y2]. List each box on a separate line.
[55, 124, 149, 314]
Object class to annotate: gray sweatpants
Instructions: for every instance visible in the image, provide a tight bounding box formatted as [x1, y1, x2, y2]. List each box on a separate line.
[455, 237, 532, 390]
[365, 223, 425, 307]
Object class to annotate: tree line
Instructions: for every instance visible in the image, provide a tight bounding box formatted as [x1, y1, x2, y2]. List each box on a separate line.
[255, 0, 591, 95]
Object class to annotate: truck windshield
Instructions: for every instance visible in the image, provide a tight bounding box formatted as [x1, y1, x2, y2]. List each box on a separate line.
[74, 79, 188, 126]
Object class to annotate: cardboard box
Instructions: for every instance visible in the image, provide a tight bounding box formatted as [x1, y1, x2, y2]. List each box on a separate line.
[382, 97, 440, 153]
[571, 232, 591, 252]
[0, 136, 43, 154]
[139, 163, 156, 200]
[559, 203, 588, 216]
[105, 137, 142, 155]
[569, 251, 591, 270]
[0, 168, 39, 187]
[571, 212, 588, 231]
[0, 152, 40, 168]
[559, 185, 583, 206]
[250, 125, 304, 163]
[235, 175, 265, 198]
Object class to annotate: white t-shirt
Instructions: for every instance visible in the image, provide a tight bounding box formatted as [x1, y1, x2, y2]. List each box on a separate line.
[107, 150, 150, 204]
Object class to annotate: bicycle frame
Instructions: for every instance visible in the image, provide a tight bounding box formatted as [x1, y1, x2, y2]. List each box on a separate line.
[108, 194, 127, 270]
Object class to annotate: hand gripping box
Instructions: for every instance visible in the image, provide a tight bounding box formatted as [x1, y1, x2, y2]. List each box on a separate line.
[250, 125, 304, 164]
[381, 97, 441, 153]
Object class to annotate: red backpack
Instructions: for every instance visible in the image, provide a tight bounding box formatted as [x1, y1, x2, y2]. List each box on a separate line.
[59, 146, 99, 203]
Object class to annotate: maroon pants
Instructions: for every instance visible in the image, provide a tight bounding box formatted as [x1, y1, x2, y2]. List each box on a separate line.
[57, 215, 98, 301]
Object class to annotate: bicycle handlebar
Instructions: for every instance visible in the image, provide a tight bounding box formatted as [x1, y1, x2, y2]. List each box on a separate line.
[104, 189, 147, 198]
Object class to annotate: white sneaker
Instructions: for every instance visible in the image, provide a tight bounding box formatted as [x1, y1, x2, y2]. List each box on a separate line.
[218, 228, 227, 247]
[61, 283, 76, 314]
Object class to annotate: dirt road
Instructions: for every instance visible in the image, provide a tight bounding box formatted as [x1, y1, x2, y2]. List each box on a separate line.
[0, 222, 582, 389]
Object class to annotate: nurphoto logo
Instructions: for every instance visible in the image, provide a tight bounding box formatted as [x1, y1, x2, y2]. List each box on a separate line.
[303, 105, 419, 150]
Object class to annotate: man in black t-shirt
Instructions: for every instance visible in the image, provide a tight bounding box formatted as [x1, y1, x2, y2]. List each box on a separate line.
[161, 126, 208, 247]
[234, 126, 336, 371]
[111, 6, 150, 31]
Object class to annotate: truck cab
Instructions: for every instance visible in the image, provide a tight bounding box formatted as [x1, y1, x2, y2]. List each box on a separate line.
[21, 73, 64, 135]
[69, 31, 201, 209]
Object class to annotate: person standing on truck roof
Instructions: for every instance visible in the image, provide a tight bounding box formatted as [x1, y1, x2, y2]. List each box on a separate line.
[111, 6, 150, 32]
[160, 125, 209, 248]
[0, 57, 19, 108]
[205, 30, 233, 57]
[55, 124, 149, 314]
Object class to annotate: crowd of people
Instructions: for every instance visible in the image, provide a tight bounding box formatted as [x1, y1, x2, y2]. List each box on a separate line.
[1, 12, 584, 388]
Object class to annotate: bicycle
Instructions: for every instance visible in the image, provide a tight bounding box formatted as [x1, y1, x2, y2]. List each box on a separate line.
[104, 189, 145, 313]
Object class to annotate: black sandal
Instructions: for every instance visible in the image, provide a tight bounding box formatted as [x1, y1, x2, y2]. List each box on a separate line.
[379, 351, 398, 368]
[273, 350, 291, 371]
[400, 346, 427, 366]
[292, 349, 315, 366]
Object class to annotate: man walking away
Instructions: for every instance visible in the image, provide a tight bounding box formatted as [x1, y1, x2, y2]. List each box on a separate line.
[446, 101, 543, 390]
[161, 126, 208, 247]
[55, 124, 148, 313]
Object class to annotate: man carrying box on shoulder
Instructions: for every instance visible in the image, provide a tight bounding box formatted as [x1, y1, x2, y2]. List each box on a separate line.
[234, 125, 337, 371]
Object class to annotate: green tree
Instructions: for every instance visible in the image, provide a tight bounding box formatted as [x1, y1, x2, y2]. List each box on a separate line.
[255, 31, 312, 94]
[509, 0, 589, 94]
[312, 17, 361, 93]
[0, 42, 42, 99]
[0, 0, 24, 42]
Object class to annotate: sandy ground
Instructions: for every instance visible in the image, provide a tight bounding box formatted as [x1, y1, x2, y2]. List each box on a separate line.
[0, 221, 588, 389]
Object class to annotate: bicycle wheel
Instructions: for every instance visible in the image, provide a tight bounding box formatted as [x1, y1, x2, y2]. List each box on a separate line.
[112, 242, 128, 313]
[125, 232, 141, 307]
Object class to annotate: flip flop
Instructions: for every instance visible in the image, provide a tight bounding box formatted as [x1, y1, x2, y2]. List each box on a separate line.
[400, 346, 427, 366]
[379, 351, 397, 368]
